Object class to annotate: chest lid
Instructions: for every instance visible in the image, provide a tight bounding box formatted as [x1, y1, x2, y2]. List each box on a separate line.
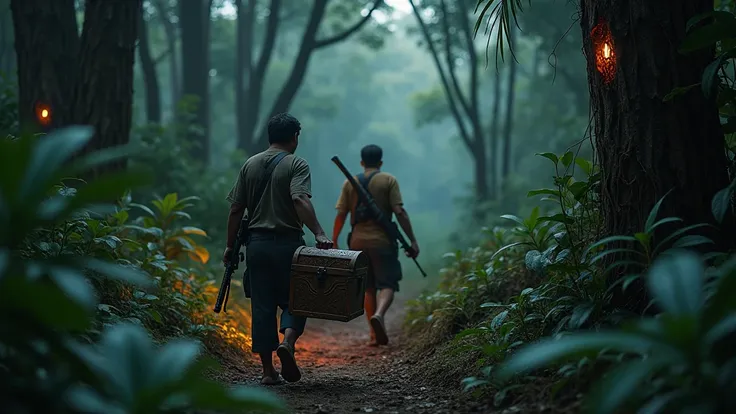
[291, 246, 369, 276]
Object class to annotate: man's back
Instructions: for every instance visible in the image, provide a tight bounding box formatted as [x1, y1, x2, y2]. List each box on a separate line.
[336, 170, 403, 247]
[227, 148, 312, 234]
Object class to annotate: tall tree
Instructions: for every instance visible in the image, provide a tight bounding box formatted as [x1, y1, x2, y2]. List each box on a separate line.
[153, 0, 181, 112]
[12, 0, 142, 172]
[138, 10, 162, 123]
[11, 0, 78, 131]
[71, 0, 142, 172]
[500, 26, 517, 187]
[0, 0, 16, 76]
[474, 0, 735, 307]
[235, 0, 385, 155]
[409, 0, 490, 202]
[179, 0, 213, 161]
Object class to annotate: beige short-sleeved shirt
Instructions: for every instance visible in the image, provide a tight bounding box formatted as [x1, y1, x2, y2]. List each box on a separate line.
[227, 148, 311, 234]
[335, 170, 403, 248]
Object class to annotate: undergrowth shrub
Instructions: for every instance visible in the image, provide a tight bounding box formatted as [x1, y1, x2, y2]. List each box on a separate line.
[407, 148, 723, 409]
[0, 127, 283, 413]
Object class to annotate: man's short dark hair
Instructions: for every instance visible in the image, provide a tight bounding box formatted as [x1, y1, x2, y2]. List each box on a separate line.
[361, 144, 383, 168]
[267, 113, 301, 144]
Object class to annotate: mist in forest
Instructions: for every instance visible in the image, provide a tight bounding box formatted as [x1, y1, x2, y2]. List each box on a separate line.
[0, 0, 590, 289]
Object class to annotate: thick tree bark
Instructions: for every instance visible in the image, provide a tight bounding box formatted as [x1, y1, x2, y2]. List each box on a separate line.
[580, 0, 734, 308]
[179, 0, 211, 161]
[153, 0, 180, 112]
[0, 0, 16, 76]
[138, 12, 162, 123]
[501, 27, 517, 186]
[71, 0, 142, 174]
[10, 0, 78, 132]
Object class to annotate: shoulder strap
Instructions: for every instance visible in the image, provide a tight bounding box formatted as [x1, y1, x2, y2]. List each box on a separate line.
[357, 171, 379, 192]
[252, 152, 288, 213]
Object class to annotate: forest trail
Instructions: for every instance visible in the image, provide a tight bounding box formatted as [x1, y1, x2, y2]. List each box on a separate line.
[220, 300, 480, 414]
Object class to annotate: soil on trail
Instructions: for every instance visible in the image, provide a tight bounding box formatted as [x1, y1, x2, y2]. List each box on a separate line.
[223, 301, 484, 414]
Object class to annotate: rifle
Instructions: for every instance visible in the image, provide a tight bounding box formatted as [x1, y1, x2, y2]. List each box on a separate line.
[213, 218, 248, 313]
[331, 155, 427, 278]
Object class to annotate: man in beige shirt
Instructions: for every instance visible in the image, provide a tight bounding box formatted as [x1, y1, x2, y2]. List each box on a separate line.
[224, 113, 332, 385]
[332, 144, 419, 346]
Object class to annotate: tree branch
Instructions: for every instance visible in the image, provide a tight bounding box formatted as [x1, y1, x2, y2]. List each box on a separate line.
[456, 0, 480, 127]
[409, 0, 473, 150]
[314, 0, 383, 49]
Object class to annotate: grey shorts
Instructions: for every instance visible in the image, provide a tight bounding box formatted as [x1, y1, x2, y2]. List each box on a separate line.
[350, 241, 403, 292]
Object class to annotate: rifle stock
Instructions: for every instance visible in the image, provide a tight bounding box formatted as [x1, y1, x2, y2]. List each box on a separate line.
[213, 218, 248, 313]
[331, 155, 427, 278]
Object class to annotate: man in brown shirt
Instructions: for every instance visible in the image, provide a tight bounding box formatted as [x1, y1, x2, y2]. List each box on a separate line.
[332, 144, 419, 346]
[224, 113, 332, 385]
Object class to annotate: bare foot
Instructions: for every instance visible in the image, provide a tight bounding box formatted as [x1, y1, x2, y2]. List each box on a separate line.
[370, 315, 389, 346]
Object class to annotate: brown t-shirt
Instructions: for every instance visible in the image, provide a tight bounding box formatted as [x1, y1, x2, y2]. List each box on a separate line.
[227, 148, 311, 234]
[335, 169, 403, 248]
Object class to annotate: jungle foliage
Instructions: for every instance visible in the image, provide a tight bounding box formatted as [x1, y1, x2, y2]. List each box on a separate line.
[0, 127, 284, 413]
[406, 1, 736, 412]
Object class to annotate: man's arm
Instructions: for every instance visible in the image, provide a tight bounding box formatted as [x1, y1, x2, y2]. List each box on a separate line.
[392, 204, 417, 243]
[226, 203, 246, 248]
[290, 158, 332, 248]
[294, 194, 327, 237]
[224, 167, 248, 262]
[332, 181, 350, 247]
[388, 177, 419, 257]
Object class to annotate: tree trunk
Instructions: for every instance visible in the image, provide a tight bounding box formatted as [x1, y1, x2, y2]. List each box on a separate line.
[10, 0, 78, 132]
[138, 12, 162, 123]
[501, 26, 517, 188]
[0, 0, 16, 76]
[580, 0, 734, 308]
[71, 0, 142, 173]
[489, 65, 503, 200]
[179, 0, 211, 161]
[235, 0, 258, 155]
[153, 0, 180, 113]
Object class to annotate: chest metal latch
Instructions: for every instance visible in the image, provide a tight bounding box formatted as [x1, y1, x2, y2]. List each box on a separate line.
[316, 266, 328, 285]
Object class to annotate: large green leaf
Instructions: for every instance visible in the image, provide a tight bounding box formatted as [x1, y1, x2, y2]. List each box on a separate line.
[494, 332, 664, 382]
[646, 252, 704, 316]
[585, 357, 668, 414]
[0, 273, 91, 331]
[18, 127, 94, 200]
[703, 258, 736, 329]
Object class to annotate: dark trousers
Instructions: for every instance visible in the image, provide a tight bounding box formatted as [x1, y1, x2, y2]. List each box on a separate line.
[245, 231, 307, 354]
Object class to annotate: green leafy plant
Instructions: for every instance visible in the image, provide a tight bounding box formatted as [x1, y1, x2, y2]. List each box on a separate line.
[0, 127, 284, 413]
[492, 251, 736, 414]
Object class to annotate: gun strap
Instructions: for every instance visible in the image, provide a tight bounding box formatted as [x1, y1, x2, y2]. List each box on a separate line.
[252, 151, 289, 217]
[350, 171, 379, 226]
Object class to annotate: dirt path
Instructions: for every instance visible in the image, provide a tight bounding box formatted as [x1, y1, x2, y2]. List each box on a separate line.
[226, 301, 474, 414]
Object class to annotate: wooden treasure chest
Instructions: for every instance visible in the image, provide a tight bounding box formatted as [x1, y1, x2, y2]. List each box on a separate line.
[289, 246, 368, 322]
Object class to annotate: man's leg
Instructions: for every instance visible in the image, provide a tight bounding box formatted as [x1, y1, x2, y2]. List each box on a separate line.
[368, 247, 402, 346]
[375, 287, 395, 318]
[246, 240, 281, 384]
[364, 287, 377, 345]
[275, 239, 307, 382]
